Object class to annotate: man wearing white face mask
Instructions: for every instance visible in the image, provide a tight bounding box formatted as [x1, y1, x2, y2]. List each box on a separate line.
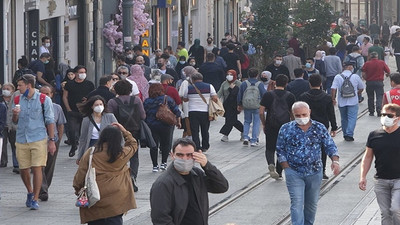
[359, 103, 400, 225]
[264, 54, 290, 81]
[63, 65, 95, 157]
[276, 101, 340, 225]
[39, 36, 51, 55]
[150, 138, 228, 225]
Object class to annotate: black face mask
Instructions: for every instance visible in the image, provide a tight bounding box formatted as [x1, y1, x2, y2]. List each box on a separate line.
[260, 77, 268, 82]
[207, 41, 212, 44]
[157, 63, 164, 68]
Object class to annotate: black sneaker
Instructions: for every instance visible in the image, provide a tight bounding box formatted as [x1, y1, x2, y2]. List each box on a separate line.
[39, 193, 48, 201]
[64, 140, 71, 145]
[344, 136, 354, 141]
[131, 178, 138, 192]
[69, 145, 77, 157]
[13, 167, 20, 174]
[358, 97, 364, 103]
[369, 113, 374, 116]
[323, 173, 329, 179]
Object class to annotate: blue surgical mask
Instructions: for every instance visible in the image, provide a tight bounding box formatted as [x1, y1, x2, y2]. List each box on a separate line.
[305, 63, 312, 69]
[23, 89, 29, 97]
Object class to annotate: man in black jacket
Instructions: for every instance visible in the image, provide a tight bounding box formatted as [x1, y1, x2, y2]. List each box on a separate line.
[150, 138, 228, 225]
[299, 74, 338, 179]
[264, 55, 290, 81]
[199, 53, 225, 92]
[86, 75, 116, 103]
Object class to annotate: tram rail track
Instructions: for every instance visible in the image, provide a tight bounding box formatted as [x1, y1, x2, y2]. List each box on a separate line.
[209, 108, 369, 224]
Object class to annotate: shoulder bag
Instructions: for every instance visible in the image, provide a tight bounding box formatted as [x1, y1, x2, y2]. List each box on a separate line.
[191, 82, 225, 121]
[156, 95, 177, 126]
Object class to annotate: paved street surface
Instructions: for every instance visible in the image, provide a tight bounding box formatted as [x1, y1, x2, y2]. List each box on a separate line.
[0, 58, 397, 224]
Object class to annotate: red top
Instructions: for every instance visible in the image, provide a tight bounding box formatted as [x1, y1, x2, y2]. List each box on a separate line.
[162, 84, 182, 105]
[362, 58, 390, 81]
[383, 88, 400, 106]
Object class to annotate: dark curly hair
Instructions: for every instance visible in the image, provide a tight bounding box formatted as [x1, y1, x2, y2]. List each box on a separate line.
[114, 80, 132, 95]
[148, 83, 165, 98]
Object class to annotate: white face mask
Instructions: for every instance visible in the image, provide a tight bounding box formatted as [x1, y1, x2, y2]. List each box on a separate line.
[380, 116, 396, 127]
[126, 54, 134, 59]
[179, 61, 186, 64]
[2, 90, 11, 97]
[226, 75, 234, 81]
[93, 105, 104, 113]
[295, 117, 310, 126]
[182, 70, 186, 76]
[78, 73, 87, 80]
[275, 60, 282, 65]
[45, 43, 50, 48]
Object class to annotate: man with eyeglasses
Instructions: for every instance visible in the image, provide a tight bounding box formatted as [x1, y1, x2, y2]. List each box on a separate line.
[150, 138, 228, 225]
[359, 103, 400, 224]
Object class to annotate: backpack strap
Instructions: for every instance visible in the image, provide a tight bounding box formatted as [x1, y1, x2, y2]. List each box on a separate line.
[88, 115, 100, 131]
[190, 81, 207, 104]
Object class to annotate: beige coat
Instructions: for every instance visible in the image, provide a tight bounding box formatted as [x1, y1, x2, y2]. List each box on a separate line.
[73, 130, 138, 224]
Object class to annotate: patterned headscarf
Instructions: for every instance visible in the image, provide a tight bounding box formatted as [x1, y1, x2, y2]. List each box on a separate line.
[128, 64, 149, 100]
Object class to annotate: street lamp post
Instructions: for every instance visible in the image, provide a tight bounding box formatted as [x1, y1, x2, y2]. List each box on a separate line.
[122, 0, 134, 50]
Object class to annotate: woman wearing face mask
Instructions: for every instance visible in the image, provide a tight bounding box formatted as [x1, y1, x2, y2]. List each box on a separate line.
[76, 95, 117, 164]
[0, 83, 19, 172]
[260, 71, 275, 91]
[187, 57, 198, 70]
[175, 56, 188, 78]
[217, 70, 244, 142]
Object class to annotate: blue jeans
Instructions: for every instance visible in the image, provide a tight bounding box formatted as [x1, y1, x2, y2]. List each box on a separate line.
[243, 109, 260, 143]
[339, 104, 358, 137]
[374, 178, 400, 225]
[285, 168, 323, 225]
[325, 76, 335, 94]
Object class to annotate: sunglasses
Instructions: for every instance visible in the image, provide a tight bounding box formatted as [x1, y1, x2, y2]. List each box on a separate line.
[381, 113, 396, 118]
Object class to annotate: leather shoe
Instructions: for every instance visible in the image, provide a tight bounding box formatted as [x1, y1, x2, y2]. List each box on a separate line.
[69, 145, 77, 157]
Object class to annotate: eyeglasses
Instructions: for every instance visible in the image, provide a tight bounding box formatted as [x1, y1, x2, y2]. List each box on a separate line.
[175, 152, 194, 158]
[381, 113, 396, 118]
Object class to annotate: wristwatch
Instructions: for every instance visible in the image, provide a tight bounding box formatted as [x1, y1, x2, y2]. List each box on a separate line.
[48, 137, 56, 142]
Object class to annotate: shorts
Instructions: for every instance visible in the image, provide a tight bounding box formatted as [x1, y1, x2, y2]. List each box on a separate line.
[16, 139, 48, 169]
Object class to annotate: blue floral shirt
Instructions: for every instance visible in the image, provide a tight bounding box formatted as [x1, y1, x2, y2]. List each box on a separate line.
[276, 120, 339, 176]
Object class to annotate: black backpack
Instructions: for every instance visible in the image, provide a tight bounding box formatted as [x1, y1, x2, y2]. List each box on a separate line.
[114, 96, 141, 136]
[340, 74, 356, 98]
[266, 91, 291, 129]
[347, 55, 362, 73]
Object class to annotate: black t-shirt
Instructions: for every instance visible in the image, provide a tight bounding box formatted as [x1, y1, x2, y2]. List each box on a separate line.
[28, 60, 45, 76]
[64, 80, 95, 112]
[264, 63, 290, 81]
[181, 174, 203, 225]
[223, 52, 239, 73]
[367, 127, 400, 179]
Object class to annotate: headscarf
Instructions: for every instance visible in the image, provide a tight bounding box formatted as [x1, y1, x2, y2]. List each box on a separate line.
[227, 69, 237, 82]
[182, 66, 197, 79]
[128, 64, 149, 100]
[193, 39, 201, 49]
[315, 50, 325, 61]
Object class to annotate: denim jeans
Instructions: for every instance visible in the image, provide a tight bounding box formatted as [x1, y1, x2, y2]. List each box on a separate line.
[243, 108, 260, 143]
[325, 76, 335, 94]
[374, 178, 400, 225]
[285, 168, 323, 225]
[366, 81, 384, 114]
[339, 104, 358, 137]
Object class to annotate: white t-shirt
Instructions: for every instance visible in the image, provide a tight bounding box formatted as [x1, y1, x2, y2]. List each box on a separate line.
[91, 123, 101, 139]
[39, 46, 49, 55]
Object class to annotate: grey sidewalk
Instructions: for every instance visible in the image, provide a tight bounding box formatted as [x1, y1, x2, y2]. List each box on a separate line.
[0, 56, 397, 224]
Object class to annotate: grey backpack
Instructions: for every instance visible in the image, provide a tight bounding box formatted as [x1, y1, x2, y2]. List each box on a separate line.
[242, 80, 261, 109]
[340, 74, 356, 98]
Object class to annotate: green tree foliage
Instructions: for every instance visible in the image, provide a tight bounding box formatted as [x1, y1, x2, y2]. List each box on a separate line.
[292, 0, 335, 57]
[247, 0, 290, 57]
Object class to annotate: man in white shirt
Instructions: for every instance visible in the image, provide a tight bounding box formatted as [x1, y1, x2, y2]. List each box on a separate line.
[39, 36, 51, 55]
[182, 73, 218, 151]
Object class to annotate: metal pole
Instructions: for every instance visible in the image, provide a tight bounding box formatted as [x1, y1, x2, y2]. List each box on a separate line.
[122, 0, 134, 50]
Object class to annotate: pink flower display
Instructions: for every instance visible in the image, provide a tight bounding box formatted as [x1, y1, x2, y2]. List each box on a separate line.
[103, 0, 153, 54]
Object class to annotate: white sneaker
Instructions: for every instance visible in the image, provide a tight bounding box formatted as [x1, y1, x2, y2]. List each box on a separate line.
[250, 142, 259, 147]
[268, 164, 279, 179]
[152, 166, 159, 172]
[221, 135, 229, 142]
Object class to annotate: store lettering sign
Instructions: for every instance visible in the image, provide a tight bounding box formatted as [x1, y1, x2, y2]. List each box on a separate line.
[141, 29, 150, 56]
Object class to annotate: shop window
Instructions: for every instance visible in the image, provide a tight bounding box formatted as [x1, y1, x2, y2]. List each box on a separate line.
[191, 0, 198, 10]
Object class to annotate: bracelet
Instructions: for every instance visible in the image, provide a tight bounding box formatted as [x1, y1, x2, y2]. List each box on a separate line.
[332, 160, 340, 165]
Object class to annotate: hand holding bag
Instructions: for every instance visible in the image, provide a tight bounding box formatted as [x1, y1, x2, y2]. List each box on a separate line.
[156, 95, 177, 126]
[75, 147, 100, 208]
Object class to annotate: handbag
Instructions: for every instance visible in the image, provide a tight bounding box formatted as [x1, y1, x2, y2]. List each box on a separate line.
[191, 82, 224, 121]
[156, 95, 177, 126]
[140, 120, 156, 149]
[75, 147, 100, 208]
